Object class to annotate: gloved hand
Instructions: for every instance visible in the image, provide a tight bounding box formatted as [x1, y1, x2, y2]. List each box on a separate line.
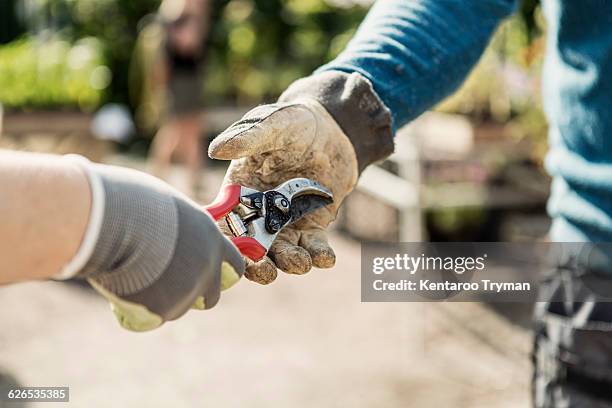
[60, 156, 245, 331]
[209, 71, 394, 284]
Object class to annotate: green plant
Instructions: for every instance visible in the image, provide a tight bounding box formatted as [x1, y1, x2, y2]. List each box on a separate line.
[203, 0, 367, 104]
[0, 36, 108, 109]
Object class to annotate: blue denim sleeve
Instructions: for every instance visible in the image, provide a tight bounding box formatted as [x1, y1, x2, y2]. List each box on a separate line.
[317, 0, 517, 130]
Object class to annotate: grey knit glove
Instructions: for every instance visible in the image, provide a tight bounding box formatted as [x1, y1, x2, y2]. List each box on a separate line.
[60, 157, 244, 331]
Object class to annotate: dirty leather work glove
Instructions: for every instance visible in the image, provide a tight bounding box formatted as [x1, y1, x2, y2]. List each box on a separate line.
[209, 71, 394, 284]
[58, 156, 245, 332]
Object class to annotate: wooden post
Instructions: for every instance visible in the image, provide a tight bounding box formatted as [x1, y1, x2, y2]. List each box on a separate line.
[395, 126, 424, 241]
[356, 124, 424, 242]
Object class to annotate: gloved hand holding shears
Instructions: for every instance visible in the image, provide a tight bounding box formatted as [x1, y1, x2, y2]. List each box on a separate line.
[60, 157, 246, 332]
[61, 157, 334, 332]
[209, 71, 394, 284]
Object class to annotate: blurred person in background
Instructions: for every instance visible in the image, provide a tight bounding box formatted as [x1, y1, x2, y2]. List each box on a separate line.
[142, 0, 211, 197]
[0, 150, 243, 332]
[209, 1, 612, 406]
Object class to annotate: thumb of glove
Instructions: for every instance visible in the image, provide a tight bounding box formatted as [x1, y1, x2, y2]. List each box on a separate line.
[208, 103, 316, 160]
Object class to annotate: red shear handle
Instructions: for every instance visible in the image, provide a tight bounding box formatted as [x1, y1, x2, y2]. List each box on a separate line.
[231, 237, 267, 261]
[203, 184, 242, 220]
[203, 185, 267, 261]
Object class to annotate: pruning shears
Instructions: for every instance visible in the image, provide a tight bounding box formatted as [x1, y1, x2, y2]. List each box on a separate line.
[204, 178, 333, 261]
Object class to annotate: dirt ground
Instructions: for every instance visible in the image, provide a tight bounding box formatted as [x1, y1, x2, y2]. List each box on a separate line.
[0, 161, 533, 408]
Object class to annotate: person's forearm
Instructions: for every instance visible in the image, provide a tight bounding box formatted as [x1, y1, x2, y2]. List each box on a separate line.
[317, 0, 516, 130]
[0, 150, 91, 283]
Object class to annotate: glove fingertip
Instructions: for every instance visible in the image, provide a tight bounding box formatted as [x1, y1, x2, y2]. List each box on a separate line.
[88, 278, 163, 332]
[203, 286, 221, 310]
[270, 246, 312, 275]
[191, 295, 206, 310]
[300, 231, 336, 269]
[222, 237, 246, 278]
[311, 248, 336, 269]
[245, 257, 278, 285]
[220, 261, 241, 291]
[306, 240, 336, 268]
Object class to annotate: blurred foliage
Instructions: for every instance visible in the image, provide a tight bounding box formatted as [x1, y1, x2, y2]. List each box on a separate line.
[0, 0, 548, 161]
[0, 0, 159, 108]
[437, 2, 547, 162]
[0, 36, 108, 109]
[0, 0, 366, 109]
[62, 0, 162, 104]
[203, 0, 366, 104]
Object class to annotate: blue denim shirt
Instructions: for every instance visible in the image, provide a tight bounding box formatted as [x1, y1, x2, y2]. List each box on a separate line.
[318, 0, 612, 242]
